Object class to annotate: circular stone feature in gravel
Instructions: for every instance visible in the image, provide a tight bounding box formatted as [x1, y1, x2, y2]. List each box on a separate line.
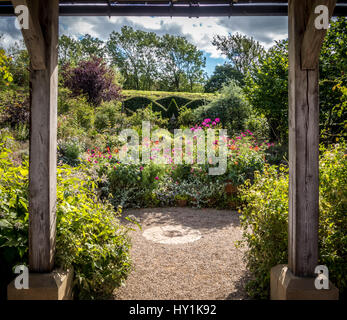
[143, 225, 202, 244]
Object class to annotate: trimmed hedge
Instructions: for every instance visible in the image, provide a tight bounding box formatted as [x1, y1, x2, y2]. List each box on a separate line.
[123, 97, 154, 112]
[156, 96, 191, 110]
[183, 99, 206, 110]
[122, 94, 210, 118]
[123, 97, 166, 115]
[164, 99, 180, 118]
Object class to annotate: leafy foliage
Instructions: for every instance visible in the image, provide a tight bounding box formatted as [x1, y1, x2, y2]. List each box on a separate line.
[55, 165, 132, 299]
[212, 33, 264, 75]
[204, 63, 244, 93]
[244, 40, 288, 143]
[0, 48, 13, 86]
[107, 27, 206, 92]
[0, 132, 28, 299]
[195, 81, 251, 137]
[239, 142, 347, 298]
[59, 34, 107, 66]
[319, 17, 347, 143]
[62, 57, 122, 106]
[0, 89, 29, 128]
[244, 18, 347, 144]
[0, 133, 132, 300]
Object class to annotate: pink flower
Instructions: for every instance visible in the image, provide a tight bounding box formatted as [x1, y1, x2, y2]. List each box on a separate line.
[212, 121, 216, 126]
[215, 118, 220, 123]
[204, 118, 211, 123]
[155, 176, 159, 180]
[140, 166, 144, 171]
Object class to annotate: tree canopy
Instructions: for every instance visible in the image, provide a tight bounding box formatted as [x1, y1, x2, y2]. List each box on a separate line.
[212, 32, 264, 75]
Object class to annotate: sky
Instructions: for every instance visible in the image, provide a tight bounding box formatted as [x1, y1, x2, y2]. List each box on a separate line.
[0, 15, 288, 75]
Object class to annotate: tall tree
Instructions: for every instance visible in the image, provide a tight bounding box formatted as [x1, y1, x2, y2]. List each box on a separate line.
[244, 40, 288, 143]
[107, 26, 160, 90]
[158, 34, 206, 91]
[79, 34, 106, 60]
[59, 34, 106, 66]
[204, 63, 244, 93]
[212, 33, 264, 75]
[244, 17, 347, 144]
[59, 35, 81, 65]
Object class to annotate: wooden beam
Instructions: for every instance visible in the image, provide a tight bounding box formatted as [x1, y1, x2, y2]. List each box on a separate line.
[301, 0, 336, 70]
[11, 0, 46, 70]
[28, 0, 59, 272]
[288, 0, 331, 277]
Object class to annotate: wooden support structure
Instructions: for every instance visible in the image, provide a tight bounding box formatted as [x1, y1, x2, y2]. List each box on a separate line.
[301, 0, 336, 69]
[11, 0, 46, 70]
[12, 0, 60, 272]
[288, 0, 335, 277]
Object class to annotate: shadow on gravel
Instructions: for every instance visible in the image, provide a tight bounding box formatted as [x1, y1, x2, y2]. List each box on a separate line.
[121, 207, 241, 234]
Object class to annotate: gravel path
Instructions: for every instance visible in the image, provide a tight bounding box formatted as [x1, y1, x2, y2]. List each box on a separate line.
[113, 207, 249, 300]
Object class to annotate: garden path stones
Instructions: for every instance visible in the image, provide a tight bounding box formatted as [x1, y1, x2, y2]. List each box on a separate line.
[142, 225, 202, 244]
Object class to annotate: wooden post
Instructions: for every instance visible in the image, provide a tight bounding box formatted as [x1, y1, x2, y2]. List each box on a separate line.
[27, 0, 59, 272]
[288, 0, 335, 277]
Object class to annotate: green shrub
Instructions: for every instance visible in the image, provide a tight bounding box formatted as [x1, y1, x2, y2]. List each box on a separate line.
[75, 104, 94, 131]
[55, 165, 132, 299]
[58, 114, 85, 140]
[150, 101, 167, 115]
[244, 114, 270, 142]
[239, 142, 347, 299]
[0, 134, 132, 300]
[177, 106, 196, 127]
[238, 165, 288, 299]
[194, 81, 251, 137]
[0, 89, 29, 128]
[13, 123, 29, 141]
[58, 137, 85, 166]
[58, 87, 74, 114]
[0, 133, 29, 299]
[319, 142, 347, 295]
[126, 105, 168, 131]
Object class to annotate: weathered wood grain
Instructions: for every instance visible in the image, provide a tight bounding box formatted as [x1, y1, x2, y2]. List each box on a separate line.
[11, 0, 46, 70]
[28, 0, 59, 272]
[288, 0, 335, 277]
[301, 0, 336, 70]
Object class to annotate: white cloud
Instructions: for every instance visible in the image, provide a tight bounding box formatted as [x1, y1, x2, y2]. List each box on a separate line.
[58, 16, 288, 58]
[1, 15, 288, 60]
